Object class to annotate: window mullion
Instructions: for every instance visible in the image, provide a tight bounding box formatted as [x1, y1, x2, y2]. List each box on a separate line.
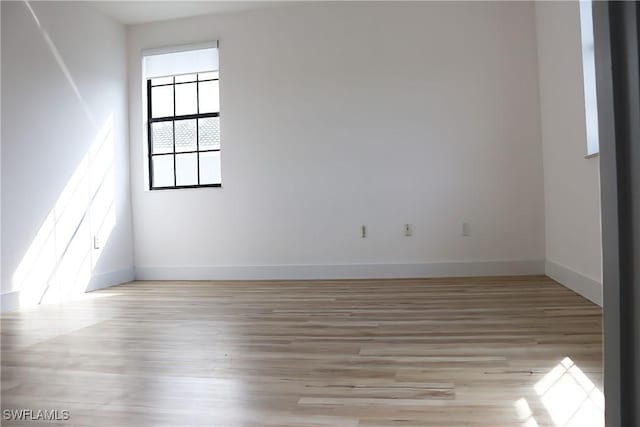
[172, 77, 177, 187]
[196, 77, 201, 185]
[150, 112, 219, 123]
[147, 79, 155, 190]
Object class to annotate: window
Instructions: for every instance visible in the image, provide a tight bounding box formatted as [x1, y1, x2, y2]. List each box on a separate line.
[579, 0, 600, 157]
[147, 72, 221, 189]
[143, 43, 221, 189]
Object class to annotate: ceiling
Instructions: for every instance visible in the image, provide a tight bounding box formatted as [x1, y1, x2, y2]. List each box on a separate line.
[92, 1, 292, 25]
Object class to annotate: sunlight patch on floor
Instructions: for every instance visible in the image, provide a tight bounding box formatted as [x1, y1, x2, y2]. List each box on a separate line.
[516, 357, 603, 427]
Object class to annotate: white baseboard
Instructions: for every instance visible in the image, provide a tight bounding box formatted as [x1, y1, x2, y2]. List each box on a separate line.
[545, 260, 602, 306]
[135, 260, 545, 281]
[0, 267, 134, 313]
[4, 262, 601, 309]
[85, 267, 135, 292]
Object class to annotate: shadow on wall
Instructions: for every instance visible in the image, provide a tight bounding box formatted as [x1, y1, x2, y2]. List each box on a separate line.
[515, 357, 604, 427]
[10, 1, 117, 308]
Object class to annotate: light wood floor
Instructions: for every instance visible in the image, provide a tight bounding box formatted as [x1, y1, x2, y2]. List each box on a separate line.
[1, 276, 603, 427]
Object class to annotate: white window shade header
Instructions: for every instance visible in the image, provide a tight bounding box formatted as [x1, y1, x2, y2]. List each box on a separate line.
[143, 41, 219, 79]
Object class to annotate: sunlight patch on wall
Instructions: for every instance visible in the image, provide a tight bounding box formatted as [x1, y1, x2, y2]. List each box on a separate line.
[24, 0, 97, 127]
[13, 116, 116, 307]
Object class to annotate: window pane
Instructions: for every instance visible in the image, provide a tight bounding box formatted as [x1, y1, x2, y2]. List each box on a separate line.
[151, 121, 173, 154]
[151, 85, 173, 118]
[198, 117, 220, 150]
[151, 76, 173, 86]
[199, 80, 220, 113]
[175, 119, 196, 152]
[198, 71, 219, 80]
[152, 155, 174, 187]
[176, 153, 198, 186]
[175, 82, 197, 116]
[175, 74, 197, 83]
[199, 151, 221, 185]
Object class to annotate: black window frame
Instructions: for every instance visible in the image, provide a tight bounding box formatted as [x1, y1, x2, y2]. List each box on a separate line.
[147, 72, 221, 190]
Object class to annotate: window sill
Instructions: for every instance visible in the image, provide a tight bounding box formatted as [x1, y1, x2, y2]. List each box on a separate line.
[149, 183, 222, 191]
[585, 152, 600, 159]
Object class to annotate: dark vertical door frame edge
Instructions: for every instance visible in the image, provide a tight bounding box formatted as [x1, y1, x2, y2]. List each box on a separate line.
[593, 2, 640, 426]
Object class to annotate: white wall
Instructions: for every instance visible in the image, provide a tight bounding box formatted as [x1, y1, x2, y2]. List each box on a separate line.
[1, 1, 133, 310]
[128, 2, 546, 279]
[535, 2, 603, 305]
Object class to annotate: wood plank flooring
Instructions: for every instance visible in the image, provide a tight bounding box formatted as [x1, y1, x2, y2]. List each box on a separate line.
[1, 276, 603, 426]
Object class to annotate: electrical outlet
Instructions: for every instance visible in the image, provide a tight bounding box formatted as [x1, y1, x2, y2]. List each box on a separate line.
[462, 222, 470, 237]
[361, 225, 367, 238]
[93, 235, 100, 250]
[404, 224, 412, 237]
